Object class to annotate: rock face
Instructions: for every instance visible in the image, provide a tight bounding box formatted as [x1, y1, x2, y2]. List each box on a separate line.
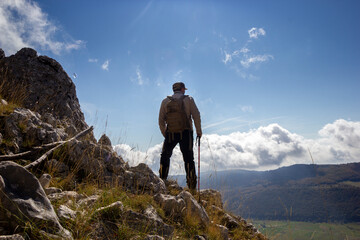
[2, 108, 67, 154]
[0, 161, 72, 239]
[0, 48, 87, 133]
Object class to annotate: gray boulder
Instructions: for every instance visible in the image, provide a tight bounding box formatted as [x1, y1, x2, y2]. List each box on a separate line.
[124, 163, 166, 194]
[154, 193, 186, 221]
[155, 190, 210, 227]
[143, 205, 163, 223]
[178, 191, 210, 226]
[57, 205, 77, 221]
[0, 161, 72, 239]
[123, 209, 174, 238]
[48, 191, 85, 202]
[93, 201, 124, 219]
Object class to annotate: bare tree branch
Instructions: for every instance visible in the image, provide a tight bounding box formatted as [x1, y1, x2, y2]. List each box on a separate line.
[24, 126, 93, 170]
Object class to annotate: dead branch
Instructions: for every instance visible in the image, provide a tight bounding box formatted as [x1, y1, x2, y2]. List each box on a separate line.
[24, 126, 93, 170]
[0, 139, 70, 161]
[0, 151, 33, 161]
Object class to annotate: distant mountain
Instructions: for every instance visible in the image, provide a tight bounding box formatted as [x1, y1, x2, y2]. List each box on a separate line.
[174, 163, 360, 222]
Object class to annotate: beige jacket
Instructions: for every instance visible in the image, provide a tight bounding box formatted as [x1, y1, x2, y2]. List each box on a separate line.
[159, 92, 202, 137]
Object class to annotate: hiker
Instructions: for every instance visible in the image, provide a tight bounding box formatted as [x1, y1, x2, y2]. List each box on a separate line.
[158, 82, 202, 190]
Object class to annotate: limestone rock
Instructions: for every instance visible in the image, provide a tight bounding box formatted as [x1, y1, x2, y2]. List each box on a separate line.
[77, 194, 100, 207]
[39, 173, 51, 189]
[45, 187, 62, 195]
[123, 209, 174, 238]
[125, 163, 166, 194]
[0, 234, 24, 240]
[93, 201, 124, 219]
[154, 193, 186, 221]
[178, 191, 210, 226]
[155, 190, 210, 227]
[48, 191, 85, 202]
[57, 205, 77, 220]
[3, 108, 67, 152]
[144, 235, 165, 240]
[0, 47, 88, 133]
[194, 236, 207, 240]
[0, 161, 72, 239]
[200, 189, 223, 208]
[221, 213, 240, 230]
[143, 205, 163, 223]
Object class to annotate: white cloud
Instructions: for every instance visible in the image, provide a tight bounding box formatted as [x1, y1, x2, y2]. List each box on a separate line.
[88, 58, 98, 63]
[219, 27, 272, 75]
[102, 60, 110, 71]
[0, 0, 84, 55]
[241, 106, 254, 113]
[241, 54, 274, 68]
[131, 65, 148, 86]
[248, 27, 266, 39]
[114, 119, 360, 175]
[173, 70, 183, 81]
[222, 51, 232, 64]
[183, 37, 199, 51]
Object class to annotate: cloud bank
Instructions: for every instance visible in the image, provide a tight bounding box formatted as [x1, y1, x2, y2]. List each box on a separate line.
[114, 119, 360, 175]
[0, 0, 84, 55]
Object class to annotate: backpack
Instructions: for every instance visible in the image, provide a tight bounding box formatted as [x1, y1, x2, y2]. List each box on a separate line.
[165, 95, 191, 133]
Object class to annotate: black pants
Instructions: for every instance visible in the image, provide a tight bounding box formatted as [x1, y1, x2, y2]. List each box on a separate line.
[159, 130, 197, 189]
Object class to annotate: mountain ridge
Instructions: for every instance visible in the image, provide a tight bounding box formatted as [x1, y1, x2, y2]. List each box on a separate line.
[187, 162, 360, 223]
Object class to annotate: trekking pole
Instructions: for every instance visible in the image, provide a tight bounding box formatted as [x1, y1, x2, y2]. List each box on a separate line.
[197, 136, 201, 203]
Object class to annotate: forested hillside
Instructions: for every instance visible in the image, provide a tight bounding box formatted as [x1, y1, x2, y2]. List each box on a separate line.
[190, 163, 360, 222]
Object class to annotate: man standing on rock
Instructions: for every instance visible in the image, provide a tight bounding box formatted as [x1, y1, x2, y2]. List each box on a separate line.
[158, 82, 202, 190]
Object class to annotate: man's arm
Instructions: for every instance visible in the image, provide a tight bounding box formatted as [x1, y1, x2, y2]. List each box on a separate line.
[189, 97, 202, 137]
[158, 99, 167, 137]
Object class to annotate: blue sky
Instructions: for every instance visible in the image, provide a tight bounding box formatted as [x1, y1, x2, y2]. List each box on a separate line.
[1, 0, 360, 173]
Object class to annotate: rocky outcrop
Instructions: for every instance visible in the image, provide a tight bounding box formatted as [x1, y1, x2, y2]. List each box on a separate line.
[0, 48, 87, 133]
[0, 47, 267, 240]
[2, 108, 67, 154]
[120, 163, 166, 194]
[154, 190, 209, 226]
[0, 161, 72, 239]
